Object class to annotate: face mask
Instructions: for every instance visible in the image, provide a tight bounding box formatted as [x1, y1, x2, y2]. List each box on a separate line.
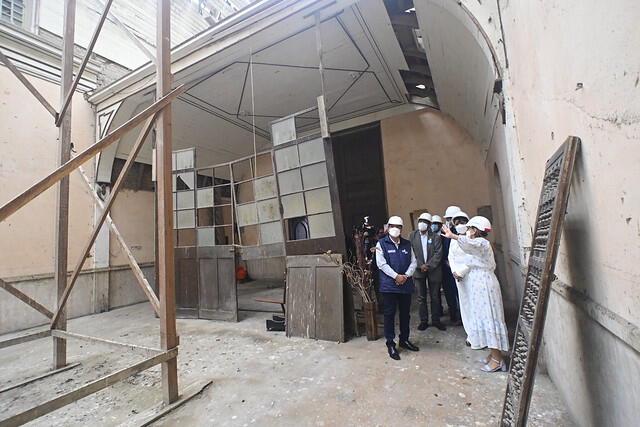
[455, 225, 468, 234]
[430, 224, 440, 232]
[388, 227, 401, 238]
[418, 222, 428, 232]
[465, 230, 473, 238]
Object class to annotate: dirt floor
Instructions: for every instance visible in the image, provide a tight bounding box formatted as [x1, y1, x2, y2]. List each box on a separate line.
[0, 303, 573, 426]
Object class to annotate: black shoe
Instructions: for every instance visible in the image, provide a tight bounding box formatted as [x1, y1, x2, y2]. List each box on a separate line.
[433, 322, 447, 331]
[417, 322, 429, 331]
[399, 340, 420, 351]
[465, 340, 471, 347]
[387, 344, 401, 360]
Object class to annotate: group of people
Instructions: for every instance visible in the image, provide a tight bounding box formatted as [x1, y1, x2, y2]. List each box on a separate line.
[372, 206, 509, 372]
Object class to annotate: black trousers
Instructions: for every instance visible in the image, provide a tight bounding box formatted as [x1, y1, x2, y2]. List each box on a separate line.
[416, 276, 443, 323]
[382, 292, 412, 345]
[442, 267, 460, 321]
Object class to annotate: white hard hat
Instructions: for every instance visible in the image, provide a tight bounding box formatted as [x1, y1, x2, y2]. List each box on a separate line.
[387, 216, 404, 227]
[467, 216, 492, 232]
[453, 211, 469, 221]
[431, 215, 443, 224]
[444, 206, 461, 218]
[417, 212, 432, 222]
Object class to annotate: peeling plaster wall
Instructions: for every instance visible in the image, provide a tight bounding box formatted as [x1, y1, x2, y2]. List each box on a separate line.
[416, 0, 640, 425]
[500, 1, 640, 426]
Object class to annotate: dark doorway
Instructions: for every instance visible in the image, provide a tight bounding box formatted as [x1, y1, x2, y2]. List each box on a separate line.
[331, 122, 388, 259]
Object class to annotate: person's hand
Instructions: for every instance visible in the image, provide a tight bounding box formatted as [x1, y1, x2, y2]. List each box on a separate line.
[441, 224, 456, 239]
[453, 272, 462, 280]
[420, 264, 428, 272]
[395, 274, 407, 285]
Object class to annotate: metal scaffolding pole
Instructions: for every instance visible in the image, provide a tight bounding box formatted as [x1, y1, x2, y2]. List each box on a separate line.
[156, 0, 179, 404]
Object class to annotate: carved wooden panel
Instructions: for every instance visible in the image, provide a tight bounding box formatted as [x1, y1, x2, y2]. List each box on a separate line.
[501, 136, 580, 426]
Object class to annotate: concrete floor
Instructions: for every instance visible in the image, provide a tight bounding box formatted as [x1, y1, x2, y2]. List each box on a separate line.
[0, 303, 573, 426]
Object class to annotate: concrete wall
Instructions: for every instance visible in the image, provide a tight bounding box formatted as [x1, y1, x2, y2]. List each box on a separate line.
[415, 0, 640, 425]
[380, 108, 492, 235]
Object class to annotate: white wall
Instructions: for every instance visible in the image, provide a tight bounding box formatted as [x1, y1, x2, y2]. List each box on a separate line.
[415, 0, 640, 425]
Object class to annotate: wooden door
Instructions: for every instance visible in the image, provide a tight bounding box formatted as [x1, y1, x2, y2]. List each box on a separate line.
[175, 246, 199, 318]
[198, 246, 238, 321]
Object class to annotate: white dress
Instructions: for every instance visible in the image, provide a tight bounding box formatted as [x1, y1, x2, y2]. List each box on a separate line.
[455, 236, 509, 352]
[448, 239, 473, 337]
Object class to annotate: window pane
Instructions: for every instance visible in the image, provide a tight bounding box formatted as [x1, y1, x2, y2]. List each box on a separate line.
[281, 193, 306, 219]
[301, 163, 328, 189]
[176, 190, 194, 210]
[214, 185, 231, 202]
[304, 187, 332, 214]
[214, 165, 231, 183]
[176, 149, 194, 170]
[176, 210, 195, 229]
[197, 207, 214, 227]
[236, 203, 258, 226]
[214, 205, 232, 226]
[277, 169, 302, 195]
[254, 175, 277, 200]
[308, 213, 335, 238]
[298, 137, 325, 165]
[197, 188, 213, 208]
[172, 152, 177, 171]
[176, 172, 195, 190]
[196, 169, 213, 188]
[235, 181, 254, 203]
[274, 145, 299, 172]
[177, 228, 196, 247]
[232, 158, 253, 181]
[257, 198, 281, 222]
[239, 225, 259, 246]
[271, 117, 296, 145]
[197, 227, 215, 246]
[215, 226, 233, 245]
[254, 153, 273, 177]
[260, 221, 284, 244]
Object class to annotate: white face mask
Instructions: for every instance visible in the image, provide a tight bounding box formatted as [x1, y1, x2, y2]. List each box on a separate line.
[465, 230, 473, 238]
[417, 222, 428, 232]
[388, 227, 401, 238]
[455, 224, 468, 234]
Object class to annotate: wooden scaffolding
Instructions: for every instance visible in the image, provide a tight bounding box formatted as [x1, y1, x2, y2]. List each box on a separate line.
[0, 0, 182, 424]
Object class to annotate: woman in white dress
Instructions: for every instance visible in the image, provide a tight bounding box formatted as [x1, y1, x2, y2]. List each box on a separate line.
[442, 216, 509, 372]
[446, 212, 473, 339]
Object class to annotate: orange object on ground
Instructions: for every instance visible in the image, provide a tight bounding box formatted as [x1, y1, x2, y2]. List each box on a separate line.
[236, 265, 248, 280]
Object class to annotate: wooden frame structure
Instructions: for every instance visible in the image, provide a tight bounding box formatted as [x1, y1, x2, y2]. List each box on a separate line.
[0, 0, 182, 424]
[500, 136, 581, 426]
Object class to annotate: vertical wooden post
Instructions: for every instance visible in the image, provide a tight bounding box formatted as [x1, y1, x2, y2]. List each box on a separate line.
[156, 0, 179, 404]
[53, 0, 76, 369]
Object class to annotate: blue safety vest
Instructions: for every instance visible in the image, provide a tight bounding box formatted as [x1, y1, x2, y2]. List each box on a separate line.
[378, 235, 414, 294]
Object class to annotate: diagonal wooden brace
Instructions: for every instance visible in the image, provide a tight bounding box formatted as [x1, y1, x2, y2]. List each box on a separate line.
[50, 113, 158, 329]
[0, 278, 53, 319]
[75, 165, 160, 316]
[0, 85, 185, 224]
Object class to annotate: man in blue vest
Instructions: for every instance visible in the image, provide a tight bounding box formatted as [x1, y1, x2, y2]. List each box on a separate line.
[375, 216, 419, 360]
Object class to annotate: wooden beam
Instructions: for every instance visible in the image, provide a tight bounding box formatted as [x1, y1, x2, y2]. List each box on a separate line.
[99, 0, 156, 65]
[54, 0, 77, 369]
[0, 85, 185, 223]
[0, 279, 53, 319]
[0, 329, 51, 350]
[51, 330, 163, 356]
[156, 0, 179, 405]
[56, 0, 114, 127]
[50, 115, 158, 329]
[76, 165, 161, 315]
[0, 363, 80, 394]
[0, 348, 178, 427]
[0, 50, 58, 119]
